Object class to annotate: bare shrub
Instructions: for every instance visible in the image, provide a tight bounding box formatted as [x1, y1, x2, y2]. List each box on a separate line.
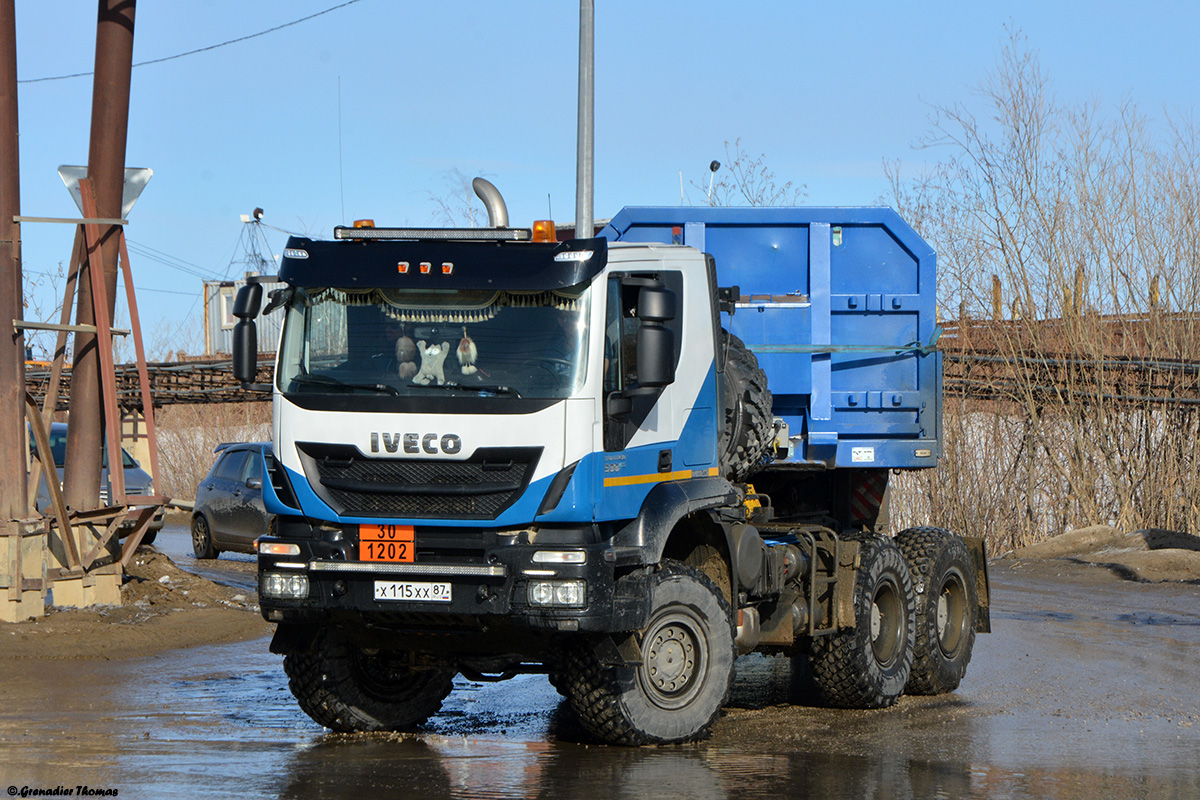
[887, 28, 1200, 550]
[154, 402, 271, 499]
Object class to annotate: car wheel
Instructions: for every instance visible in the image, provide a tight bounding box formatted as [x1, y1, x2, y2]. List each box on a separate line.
[192, 514, 218, 560]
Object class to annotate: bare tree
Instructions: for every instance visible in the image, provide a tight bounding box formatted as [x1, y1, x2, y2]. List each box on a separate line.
[429, 167, 491, 227]
[886, 26, 1200, 549]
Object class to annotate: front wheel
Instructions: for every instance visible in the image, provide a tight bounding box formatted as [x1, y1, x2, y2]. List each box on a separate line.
[565, 560, 735, 745]
[810, 535, 915, 708]
[895, 527, 978, 695]
[283, 632, 455, 732]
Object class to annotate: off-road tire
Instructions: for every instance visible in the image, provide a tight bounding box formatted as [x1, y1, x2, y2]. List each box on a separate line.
[810, 535, 915, 708]
[283, 632, 455, 732]
[719, 330, 773, 483]
[564, 560, 735, 745]
[895, 527, 978, 695]
[191, 514, 217, 560]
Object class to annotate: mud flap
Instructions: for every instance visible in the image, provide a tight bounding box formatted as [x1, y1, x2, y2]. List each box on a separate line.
[963, 535, 992, 633]
[269, 623, 319, 655]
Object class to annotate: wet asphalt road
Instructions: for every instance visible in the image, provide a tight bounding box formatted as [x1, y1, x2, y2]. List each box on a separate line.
[3, 523, 1199, 799]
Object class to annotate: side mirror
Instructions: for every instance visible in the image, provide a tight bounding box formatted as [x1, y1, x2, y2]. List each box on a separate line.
[635, 286, 677, 388]
[246, 477, 263, 490]
[636, 325, 675, 387]
[233, 283, 262, 319]
[232, 284, 262, 386]
[232, 319, 258, 384]
[637, 286, 676, 323]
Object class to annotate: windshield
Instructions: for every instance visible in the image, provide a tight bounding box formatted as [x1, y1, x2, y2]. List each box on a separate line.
[277, 286, 591, 400]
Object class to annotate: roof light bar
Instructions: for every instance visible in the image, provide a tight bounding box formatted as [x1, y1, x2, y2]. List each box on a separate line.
[333, 226, 533, 242]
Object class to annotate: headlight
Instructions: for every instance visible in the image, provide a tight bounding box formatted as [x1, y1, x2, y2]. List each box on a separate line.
[527, 580, 586, 608]
[261, 572, 309, 600]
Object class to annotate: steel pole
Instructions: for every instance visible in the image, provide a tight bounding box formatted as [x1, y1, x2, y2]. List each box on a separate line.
[574, 0, 594, 239]
[0, 0, 27, 520]
[63, 0, 136, 510]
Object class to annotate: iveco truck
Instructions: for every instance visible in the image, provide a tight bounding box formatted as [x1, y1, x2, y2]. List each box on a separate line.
[233, 181, 989, 745]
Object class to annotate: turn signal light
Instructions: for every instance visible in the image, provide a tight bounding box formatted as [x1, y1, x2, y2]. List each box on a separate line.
[532, 220, 556, 242]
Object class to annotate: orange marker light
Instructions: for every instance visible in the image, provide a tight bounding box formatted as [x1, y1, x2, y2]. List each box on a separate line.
[442, 262, 454, 274]
[532, 220, 556, 242]
[353, 219, 375, 228]
[397, 262, 409, 274]
[419, 262, 432, 274]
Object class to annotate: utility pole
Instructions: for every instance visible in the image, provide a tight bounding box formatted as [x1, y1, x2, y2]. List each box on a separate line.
[0, 0, 27, 521]
[574, 0, 594, 239]
[63, 0, 137, 510]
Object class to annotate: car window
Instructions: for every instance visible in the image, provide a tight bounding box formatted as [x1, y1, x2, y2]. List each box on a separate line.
[216, 451, 249, 480]
[242, 452, 262, 484]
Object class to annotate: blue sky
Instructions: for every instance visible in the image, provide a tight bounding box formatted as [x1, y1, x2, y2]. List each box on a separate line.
[12, 1, 1199, 357]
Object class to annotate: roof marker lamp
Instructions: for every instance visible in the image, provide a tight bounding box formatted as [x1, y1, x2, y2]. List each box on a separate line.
[532, 220, 556, 243]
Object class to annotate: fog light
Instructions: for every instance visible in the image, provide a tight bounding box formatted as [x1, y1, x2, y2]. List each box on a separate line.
[527, 579, 585, 608]
[262, 571, 309, 600]
[529, 581, 555, 606]
[554, 581, 585, 606]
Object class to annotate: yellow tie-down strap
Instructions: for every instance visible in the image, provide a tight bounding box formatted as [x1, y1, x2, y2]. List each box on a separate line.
[603, 466, 720, 488]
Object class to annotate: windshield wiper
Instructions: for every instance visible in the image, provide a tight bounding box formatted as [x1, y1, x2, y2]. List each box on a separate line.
[410, 382, 522, 398]
[290, 374, 401, 396]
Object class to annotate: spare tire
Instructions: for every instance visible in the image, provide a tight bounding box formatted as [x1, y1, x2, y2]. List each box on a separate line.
[719, 330, 774, 482]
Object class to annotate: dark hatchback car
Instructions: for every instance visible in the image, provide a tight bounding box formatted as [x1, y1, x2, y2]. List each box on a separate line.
[31, 421, 164, 543]
[192, 442, 273, 559]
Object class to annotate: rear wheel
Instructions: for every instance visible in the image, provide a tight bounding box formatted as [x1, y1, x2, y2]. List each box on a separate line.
[191, 514, 217, 559]
[283, 632, 455, 732]
[810, 535, 915, 708]
[565, 560, 735, 745]
[895, 527, 977, 695]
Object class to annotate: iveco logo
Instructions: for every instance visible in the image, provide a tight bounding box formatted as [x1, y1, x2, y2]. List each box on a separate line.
[370, 432, 463, 455]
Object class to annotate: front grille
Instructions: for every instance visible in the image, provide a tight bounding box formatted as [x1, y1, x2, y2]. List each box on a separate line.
[297, 442, 541, 519]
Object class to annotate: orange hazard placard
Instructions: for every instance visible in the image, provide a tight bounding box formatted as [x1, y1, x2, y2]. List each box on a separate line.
[358, 524, 415, 562]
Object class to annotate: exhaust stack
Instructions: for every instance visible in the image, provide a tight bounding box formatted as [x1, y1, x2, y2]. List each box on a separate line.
[472, 177, 509, 229]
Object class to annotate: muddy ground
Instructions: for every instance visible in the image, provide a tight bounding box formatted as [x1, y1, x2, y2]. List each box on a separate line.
[1, 524, 1199, 799]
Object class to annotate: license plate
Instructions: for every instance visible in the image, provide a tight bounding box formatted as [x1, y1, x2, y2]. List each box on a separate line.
[374, 581, 452, 603]
[359, 524, 414, 562]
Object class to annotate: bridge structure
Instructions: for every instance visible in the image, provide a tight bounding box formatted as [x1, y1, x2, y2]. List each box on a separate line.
[24, 323, 1200, 412]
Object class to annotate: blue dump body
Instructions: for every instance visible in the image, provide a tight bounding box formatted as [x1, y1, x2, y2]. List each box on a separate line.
[602, 207, 941, 470]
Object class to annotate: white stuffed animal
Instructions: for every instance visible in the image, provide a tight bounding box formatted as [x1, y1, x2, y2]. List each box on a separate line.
[412, 340, 450, 385]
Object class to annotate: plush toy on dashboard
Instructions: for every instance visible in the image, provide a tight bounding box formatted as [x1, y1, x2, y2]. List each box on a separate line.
[457, 327, 478, 375]
[412, 340, 450, 385]
[395, 335, 418, 380]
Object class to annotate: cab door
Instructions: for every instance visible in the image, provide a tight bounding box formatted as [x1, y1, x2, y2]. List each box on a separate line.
[595, 268, 704, 521]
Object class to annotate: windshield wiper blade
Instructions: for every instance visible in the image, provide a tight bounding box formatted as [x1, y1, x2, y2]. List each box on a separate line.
[291, 374, 400, 395]
[411, 382, 522, 398]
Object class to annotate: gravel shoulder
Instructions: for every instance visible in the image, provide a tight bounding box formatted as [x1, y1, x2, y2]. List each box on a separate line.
[1011, 524, 1200, 583]
[0, 548, 270, 661]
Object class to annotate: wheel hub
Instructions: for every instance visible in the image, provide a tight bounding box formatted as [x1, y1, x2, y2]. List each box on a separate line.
[647, 625, 695, 692]
[639, 608, 710, 710]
